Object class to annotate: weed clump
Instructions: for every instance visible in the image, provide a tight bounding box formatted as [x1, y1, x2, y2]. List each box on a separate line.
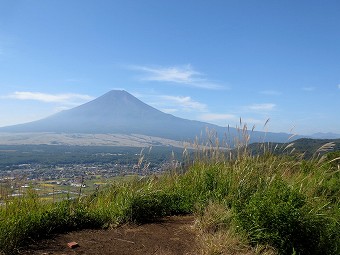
[235, 180, 339, 254]
[1, 127, 340, 255]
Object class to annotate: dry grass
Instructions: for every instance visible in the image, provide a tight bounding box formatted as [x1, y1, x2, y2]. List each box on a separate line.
[1, 125, 339, 254]
[194, 202, 277, 255]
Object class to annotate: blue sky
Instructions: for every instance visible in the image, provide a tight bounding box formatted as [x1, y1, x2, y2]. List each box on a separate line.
[0, 0, 339, 135]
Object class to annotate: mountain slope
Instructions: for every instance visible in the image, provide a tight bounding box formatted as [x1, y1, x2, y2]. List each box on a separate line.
[0, 90, 298, 143]
[310, 132, 340, 139]
[248, 138, 340, 159]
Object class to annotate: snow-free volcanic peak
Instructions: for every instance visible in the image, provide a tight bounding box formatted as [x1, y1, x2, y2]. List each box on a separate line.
[0, 90, 297, 143]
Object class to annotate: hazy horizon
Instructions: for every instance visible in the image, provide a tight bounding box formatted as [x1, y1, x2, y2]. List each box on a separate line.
[1, 1, 340, 135]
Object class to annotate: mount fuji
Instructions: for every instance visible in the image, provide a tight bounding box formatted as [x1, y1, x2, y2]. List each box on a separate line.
[0, 90, 298, 144]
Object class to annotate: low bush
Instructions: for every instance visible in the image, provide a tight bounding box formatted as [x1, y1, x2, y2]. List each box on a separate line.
[126, 191, 189, 223]
[235, 180, 339, 255]
[1, 140, 340, 255]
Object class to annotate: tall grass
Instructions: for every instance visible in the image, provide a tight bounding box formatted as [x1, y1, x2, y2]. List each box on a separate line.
[1, 127, 340, 254]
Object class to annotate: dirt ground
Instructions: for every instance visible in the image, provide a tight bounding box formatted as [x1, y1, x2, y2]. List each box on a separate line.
[19, 216, 198, 255]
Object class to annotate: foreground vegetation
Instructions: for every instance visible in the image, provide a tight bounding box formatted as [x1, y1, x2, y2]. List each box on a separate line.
[1, 138, 340, 254]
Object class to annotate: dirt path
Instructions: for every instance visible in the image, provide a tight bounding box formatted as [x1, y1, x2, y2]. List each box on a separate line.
[19, 216, 198, 255]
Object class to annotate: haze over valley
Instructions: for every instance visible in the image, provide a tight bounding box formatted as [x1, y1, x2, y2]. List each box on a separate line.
[0, 90, 307, 146]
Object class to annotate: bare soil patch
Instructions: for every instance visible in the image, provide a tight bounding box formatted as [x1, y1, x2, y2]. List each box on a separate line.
[19, 216, 197, 255]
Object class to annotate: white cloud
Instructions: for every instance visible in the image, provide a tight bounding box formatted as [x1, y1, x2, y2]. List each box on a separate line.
[54, 106, 71, 112]
[198, 114, 266, 128]
[199, 113, 236, 121]
[242, 118, 265, 125]
[7, 91, 94, 104]
[338, 84, 340, 89]
[159, 95, 207, 112]
[131, 92, 208, 118]
[160, 108, 178, 114]
[247, 103, 276, 111]
[260, 90, 281, 96]
[130, 64, 224, 89]
[302, 87, 315, 92]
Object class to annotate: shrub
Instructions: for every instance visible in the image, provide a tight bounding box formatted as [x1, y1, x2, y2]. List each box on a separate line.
[235, 180, 339, 254]
[126, 190, 189, 223]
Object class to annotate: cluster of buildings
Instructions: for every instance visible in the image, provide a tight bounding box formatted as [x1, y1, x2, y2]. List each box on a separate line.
[0, 160, 178, 201]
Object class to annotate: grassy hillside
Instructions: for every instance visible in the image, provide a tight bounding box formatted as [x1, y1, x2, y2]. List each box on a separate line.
[248, 138, 340, 158]
[289, 138, 340, 156]
[1, 141, 340, 255]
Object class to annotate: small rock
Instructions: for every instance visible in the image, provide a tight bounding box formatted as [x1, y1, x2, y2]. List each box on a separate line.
[67, 242, 79, 249]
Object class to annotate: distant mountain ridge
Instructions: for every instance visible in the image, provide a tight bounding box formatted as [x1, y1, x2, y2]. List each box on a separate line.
[0, 90, 300, 144]
[310, 132, 340, 139]
[248, 138, 340, 158]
